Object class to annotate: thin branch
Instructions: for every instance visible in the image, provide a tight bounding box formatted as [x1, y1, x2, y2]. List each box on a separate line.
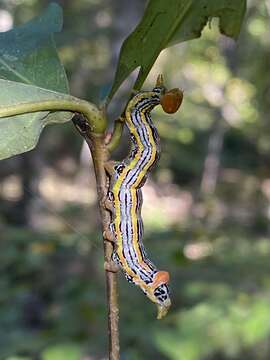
[72, 114, 120, 360]
[105, 91, 137, 153]
[106, 117, 125, 153]
[0, 98, 106, 133]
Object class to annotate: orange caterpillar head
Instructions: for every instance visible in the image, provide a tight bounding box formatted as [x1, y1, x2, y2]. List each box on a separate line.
[145, 271, 171, 319]
[160, 88, 183, 114]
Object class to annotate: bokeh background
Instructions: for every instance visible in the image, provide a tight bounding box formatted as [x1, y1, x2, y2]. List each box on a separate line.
[0, 0, 270, 359]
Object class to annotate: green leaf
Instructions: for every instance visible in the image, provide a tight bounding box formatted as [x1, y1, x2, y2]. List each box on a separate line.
[0, 2, 68, 93]
[108, 0, 246, 100]
[0, 4, 77, 160]
[0, 80, 73, 160]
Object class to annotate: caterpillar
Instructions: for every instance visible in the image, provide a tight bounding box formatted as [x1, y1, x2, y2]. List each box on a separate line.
[104, 75, 183, 319]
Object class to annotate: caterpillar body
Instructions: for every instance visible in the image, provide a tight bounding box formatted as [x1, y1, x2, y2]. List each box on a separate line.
[105, 77, 182, 319]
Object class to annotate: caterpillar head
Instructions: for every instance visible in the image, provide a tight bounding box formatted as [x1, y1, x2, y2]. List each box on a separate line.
[145, 271, 171, 319]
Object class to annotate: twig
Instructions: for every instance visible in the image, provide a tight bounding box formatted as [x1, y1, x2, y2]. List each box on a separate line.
[106, 116, 125, 153]
[0, 97, 106, 133]
[72, 114, 120, 360]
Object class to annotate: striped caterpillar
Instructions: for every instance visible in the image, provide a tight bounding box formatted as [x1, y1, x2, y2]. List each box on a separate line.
[104, 75, 183, 319]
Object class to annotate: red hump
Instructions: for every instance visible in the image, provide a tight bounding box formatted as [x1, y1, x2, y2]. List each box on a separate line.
[153, 271, 170, 287]
[161, 88, 183, 114]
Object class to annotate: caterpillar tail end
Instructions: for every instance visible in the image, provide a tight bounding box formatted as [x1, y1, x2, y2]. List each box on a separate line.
[156, 298, 171, 320]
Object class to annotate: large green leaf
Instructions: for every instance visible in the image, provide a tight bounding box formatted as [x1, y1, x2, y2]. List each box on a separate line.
[0, 3, 75, 160]
[0, 80, 73, 160]
[108, 0, 246, 100]
[0, 2, 68, 92]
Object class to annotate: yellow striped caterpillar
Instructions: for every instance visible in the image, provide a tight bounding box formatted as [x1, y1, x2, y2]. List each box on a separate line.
[104, 76, 183, 319]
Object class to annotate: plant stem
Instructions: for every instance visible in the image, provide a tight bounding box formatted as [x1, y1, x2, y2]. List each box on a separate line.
[84, 132, 120, 360]
[106, 117, 124, 153]
[0, 97, 106, 133]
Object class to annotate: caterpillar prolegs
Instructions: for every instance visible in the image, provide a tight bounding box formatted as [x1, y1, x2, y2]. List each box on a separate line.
[104, 75, 183, 319]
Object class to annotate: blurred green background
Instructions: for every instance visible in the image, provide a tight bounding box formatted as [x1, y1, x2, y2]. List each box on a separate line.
[0, 0, 270, 359]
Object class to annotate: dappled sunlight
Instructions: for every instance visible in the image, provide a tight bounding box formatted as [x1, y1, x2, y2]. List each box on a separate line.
[142, 180, 193, 230]
[1, 175, 22, 201]
[39, 168, 96, 207]
[0, 9, 13, 32]
[202, 82, 224, 107]
[184, 241, 213, 260]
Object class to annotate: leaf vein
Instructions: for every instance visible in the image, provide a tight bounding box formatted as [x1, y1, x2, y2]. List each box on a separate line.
[0, 57, 32, 85]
